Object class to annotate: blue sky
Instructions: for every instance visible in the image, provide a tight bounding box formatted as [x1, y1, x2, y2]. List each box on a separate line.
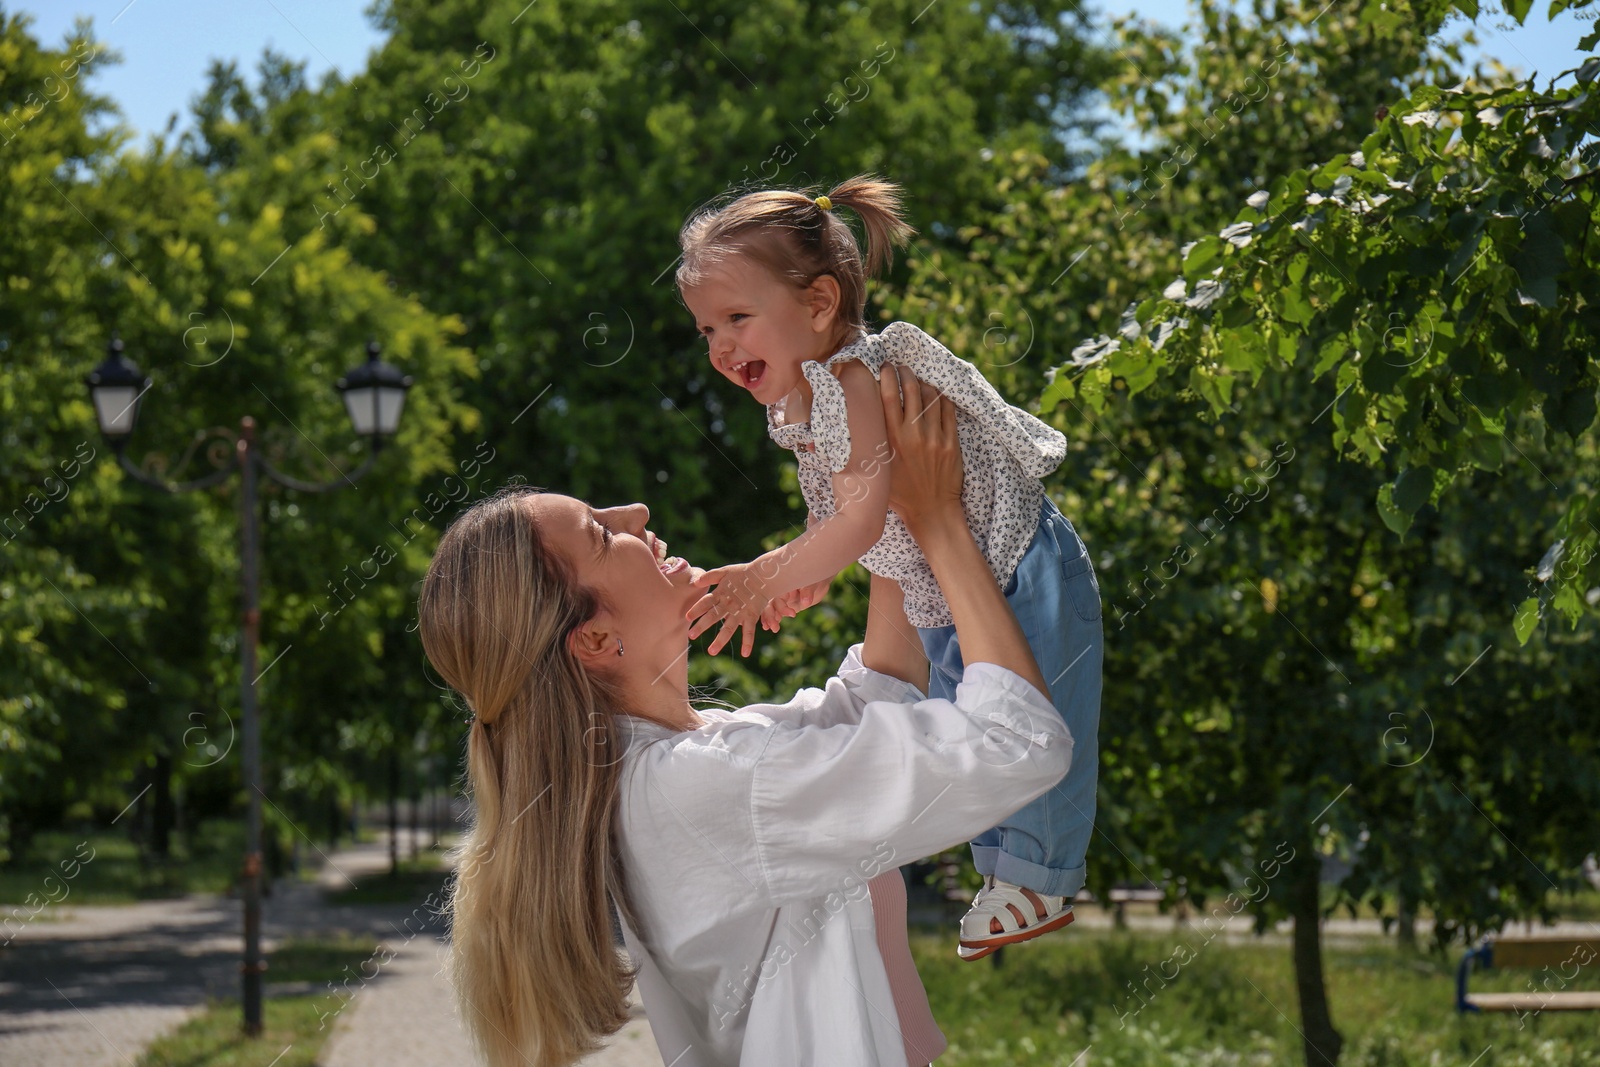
[12, 0, 1594, 150]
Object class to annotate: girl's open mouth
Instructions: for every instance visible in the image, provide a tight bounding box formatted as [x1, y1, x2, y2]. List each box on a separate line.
[731, 359, 767, 391]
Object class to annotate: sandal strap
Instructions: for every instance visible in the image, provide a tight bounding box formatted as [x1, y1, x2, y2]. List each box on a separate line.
[960, 880, 1067, 939]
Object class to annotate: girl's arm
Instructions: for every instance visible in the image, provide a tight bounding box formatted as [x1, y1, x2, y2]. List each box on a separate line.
[691, 359, 892, 656]
[752, 359, 892, 590]
[860, 572, 928, 689]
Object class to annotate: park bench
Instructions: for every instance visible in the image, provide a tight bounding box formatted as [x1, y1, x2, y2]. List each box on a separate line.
[1455, 936, 1600, 1014]
[1073, 885, 1168, 925]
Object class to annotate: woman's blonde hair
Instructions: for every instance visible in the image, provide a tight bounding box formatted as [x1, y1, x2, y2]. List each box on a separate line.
[418, 486, 641, 1067]
[676, 173, 917, 339]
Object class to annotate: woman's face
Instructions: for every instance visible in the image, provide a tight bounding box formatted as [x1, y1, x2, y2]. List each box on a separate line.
[529, 494, 699, 678]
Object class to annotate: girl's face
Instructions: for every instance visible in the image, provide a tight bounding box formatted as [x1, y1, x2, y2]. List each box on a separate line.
[681, 256, 845, 406]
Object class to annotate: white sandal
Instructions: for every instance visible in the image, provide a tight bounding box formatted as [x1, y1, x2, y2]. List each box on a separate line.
[956, 874, 1075, 961]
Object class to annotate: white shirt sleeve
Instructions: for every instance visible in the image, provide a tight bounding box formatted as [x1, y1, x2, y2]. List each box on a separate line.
[747, 649, 1072, 904]
[754, 643, 926, 732]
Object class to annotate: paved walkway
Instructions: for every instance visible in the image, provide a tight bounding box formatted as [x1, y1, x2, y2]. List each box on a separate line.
[0, 829, 666, 1066]
[317, 932, 663, 1067]
[314, 831, 663, 1066]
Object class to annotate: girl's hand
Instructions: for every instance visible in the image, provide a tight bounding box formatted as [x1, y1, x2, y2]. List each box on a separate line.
[688, 562, 773, 657]
[759, 575, 833, 633]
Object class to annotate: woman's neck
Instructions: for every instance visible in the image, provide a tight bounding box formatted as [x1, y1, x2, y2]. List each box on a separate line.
[622, 669, 700, 732]
[633, 699, 701, 732]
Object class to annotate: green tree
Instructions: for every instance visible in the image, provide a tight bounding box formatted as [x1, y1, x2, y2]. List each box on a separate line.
[1, 10, 476, 864]
[892, 0, 1599, 1062]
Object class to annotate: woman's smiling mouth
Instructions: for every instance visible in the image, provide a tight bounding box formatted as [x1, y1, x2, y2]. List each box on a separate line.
[652, 533, 687, 577]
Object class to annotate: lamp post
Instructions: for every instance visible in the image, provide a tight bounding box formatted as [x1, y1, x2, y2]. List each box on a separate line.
[86, 335, 412, 1035]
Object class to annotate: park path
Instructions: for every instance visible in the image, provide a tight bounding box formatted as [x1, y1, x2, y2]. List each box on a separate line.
[0, 828, 666, 1067]
[311, 830, 664, 1067]
[316, 930, 664, 1067]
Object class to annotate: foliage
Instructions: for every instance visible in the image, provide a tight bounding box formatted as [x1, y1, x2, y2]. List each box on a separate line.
[1044, 3, 1600, 638]
[890, 0, 1599, 1061]
[0, 9, 476, 860]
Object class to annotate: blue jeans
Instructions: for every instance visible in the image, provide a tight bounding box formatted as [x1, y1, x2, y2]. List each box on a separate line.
[917, 497, 1102, 899]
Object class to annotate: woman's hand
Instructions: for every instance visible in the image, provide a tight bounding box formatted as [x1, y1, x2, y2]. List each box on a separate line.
[880, 364, 964, 537]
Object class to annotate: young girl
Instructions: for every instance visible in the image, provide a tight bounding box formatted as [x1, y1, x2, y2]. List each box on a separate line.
[678, 174, 1104, 960]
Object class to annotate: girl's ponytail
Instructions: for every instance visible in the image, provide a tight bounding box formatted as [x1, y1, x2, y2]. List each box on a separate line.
[822, 175, 916, 279]
[676, 172, 919, 335]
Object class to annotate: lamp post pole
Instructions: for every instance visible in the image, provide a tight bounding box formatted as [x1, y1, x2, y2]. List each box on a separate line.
[86, 338, 411, 1037]
[238, 417, 265, 1033]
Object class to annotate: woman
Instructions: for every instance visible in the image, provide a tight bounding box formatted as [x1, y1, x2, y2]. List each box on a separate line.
[417, 367, 1074, 1067]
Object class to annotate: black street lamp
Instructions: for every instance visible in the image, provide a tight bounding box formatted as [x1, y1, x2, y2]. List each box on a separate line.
[85, 336, 150, 439]
[85, 335, 412, 1036]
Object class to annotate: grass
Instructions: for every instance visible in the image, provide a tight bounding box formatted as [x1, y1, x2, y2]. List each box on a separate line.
[0, 824, 245, 906]
[268, 934, 389, 983]
[323, 850, 452, 906]
[135, 936, 380, 1067]
[910, 927, 1600, 1066]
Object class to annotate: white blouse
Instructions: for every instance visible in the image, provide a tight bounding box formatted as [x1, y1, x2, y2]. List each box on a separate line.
[611, 643, 1073, 1066]
[767, 321, 1069, 628]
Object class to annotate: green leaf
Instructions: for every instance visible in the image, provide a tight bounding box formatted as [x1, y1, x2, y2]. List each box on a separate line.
[1460, 368, 1511, 412]
[1313, 335, 1350, 375]
[1512, 211, 1566, 309]
[1106, 347, 1162, 394]
[1219, 332, 1266, 377]
[1188, 364, 1233, 414]
[1546, 381, 1599, 436]
[1361, 348, 1409, 395]
[1468, 435, 1503, 470]
[1377, 484, 1412, 536]
[1393, 466, 1434, 514]
[1219, 300, 1255, 329]
[1040, 368, 1078, 410]
[1513, 597, 1541, 645]
[1278, 284, 1315, 326]
[1184, 236, 1224, 275]
[1445, 232, 1483, 282]
[1553, 582, 1584, 625]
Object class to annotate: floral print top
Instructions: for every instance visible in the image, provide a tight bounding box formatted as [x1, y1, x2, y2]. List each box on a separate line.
[766, 321, 1067, 628]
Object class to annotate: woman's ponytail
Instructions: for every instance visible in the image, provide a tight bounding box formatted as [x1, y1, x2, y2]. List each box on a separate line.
[419, 487, 640, 1067]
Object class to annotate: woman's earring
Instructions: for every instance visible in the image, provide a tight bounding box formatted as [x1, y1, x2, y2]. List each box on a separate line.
[617, 639, 625, 657]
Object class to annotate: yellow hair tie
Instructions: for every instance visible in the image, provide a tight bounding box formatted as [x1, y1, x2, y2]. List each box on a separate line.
[814, 195, 832, 211]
